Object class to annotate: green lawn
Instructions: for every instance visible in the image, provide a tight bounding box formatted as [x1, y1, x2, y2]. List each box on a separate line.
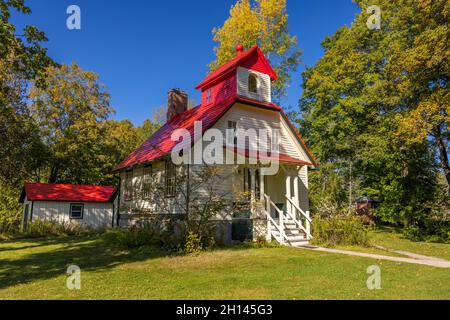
[0, 230, 449, 300]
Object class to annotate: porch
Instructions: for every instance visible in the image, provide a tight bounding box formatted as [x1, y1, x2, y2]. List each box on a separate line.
[242, 164, 312, 246]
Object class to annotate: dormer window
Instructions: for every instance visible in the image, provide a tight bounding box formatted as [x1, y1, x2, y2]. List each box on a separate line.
[205, 88, 212, 104]
[248, 74, 259, 94]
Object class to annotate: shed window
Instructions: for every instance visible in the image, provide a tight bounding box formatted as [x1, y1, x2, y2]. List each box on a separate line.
[124, 171, 133, 201]
[70, 204, 84, 220]
[142, 166, 153, 199]
[165, 161, 177, 198]
[248, 74, 259, 94]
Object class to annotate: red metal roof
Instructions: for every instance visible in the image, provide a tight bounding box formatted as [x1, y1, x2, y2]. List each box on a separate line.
[20, 183, 116, 203]
[195, 45, 278, 90]
[112, 45, 317, 172]
[112, 94, 286, 172]
[113, 93, 316, 172]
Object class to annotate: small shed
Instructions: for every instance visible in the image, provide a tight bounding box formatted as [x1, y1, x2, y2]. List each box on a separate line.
[355, 197, 381, 215]
[19, 183, 117, 229]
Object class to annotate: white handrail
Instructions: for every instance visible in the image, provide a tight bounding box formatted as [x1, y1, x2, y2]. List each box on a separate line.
[285, 196, 311, 222]
[264, 194, 288, 243]
[264, 194, 313, 243]
[285, 196, 313, 240]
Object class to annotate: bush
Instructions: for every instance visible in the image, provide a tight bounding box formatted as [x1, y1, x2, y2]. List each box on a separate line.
[182, 231, 204, 254]
[106, 220, 178, 250]
[1, 220, 98, 240]
[0, 183, 22, 234]
[403, 222, 450, 243]
[312, 215, 370, 247]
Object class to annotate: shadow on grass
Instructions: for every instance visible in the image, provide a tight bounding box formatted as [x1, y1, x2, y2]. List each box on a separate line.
[0, 235, 169, 290]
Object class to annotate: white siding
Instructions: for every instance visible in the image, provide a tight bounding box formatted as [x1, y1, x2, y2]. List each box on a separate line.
[213, 103, 311, 165]
[237, 67, 271, 103]
[119, 160, 235, 220]
[32, 201, 113, 228]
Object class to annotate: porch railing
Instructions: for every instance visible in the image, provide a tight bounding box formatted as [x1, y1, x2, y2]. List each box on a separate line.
[263, 194, 313, 244]
[285, 196, 312, 240]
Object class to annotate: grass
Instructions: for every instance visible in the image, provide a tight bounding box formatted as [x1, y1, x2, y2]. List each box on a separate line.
[368, 227, 450, 261]
[0, 229, 449, 300]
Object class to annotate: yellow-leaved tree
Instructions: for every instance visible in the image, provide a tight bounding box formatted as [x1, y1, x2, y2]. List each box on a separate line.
[210, 0, 301, 102]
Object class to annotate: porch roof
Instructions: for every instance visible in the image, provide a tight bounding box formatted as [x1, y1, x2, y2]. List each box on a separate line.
[229, 147, 313, 166]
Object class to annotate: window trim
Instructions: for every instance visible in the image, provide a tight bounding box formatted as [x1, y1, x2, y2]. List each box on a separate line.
[69, 203, 84, 220]
[142, 165, 153, 200]
[205, 88, 212, 104]
[124, 170, 133, 202]
[248, 73, 259, 94]
[165, 161, 177, 198]
[227, 121, 238, 147]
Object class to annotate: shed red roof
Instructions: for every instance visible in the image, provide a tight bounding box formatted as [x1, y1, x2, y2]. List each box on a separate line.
[20, 183, 116, 203]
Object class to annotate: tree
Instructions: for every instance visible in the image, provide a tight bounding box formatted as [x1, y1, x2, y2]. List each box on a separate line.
[0, 0, 52, 186]
[29, 63, 113, 184]
[298, 0, 447, 225]
[210, 0, 301, 101]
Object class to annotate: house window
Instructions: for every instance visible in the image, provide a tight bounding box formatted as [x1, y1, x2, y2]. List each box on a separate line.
[142, 166, 152, 199]
[228, 121, 238, 146]
[165, 161, 177, 198]
[248, 74, 259, 94]
[205, 88, 212, 104]
[70, 204, 84, 220]
[243, 168, 260, 199]
[124, 171, 133, 201]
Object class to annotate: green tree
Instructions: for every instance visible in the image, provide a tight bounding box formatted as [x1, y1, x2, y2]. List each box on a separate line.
[29, 63, 113, 184]
[0, 0, 52, 186]
[299, 0, 447, 225]
[210, 0, 301, 101]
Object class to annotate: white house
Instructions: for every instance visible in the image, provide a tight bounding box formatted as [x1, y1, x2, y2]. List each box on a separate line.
[20, 183, 117, 229]
[112, 45, 318, 246]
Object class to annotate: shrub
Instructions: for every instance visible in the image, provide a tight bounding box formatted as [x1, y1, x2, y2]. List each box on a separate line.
[311, 215, 370, 247]
[182, 231, 203, 254]
[403, 221, 450, 243]
[106, 220, 178, 250]
[4, 220, 97, 239]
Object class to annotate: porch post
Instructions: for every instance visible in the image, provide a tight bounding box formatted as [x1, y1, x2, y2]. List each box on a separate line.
[249, 168, 256, 211]
[293, 173, 300, 221]
[285, 171, 292, 216]
[260, 171, 265, 202]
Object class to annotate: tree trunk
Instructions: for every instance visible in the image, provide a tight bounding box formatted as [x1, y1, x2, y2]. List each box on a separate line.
[434, 128, 450, 190]
[49, 163, 59, 184]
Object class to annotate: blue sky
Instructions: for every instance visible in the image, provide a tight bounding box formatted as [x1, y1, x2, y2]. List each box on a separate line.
[12, 0, 359, 125]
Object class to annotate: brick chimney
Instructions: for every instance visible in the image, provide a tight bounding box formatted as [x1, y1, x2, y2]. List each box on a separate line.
[167, 89, 188, 121]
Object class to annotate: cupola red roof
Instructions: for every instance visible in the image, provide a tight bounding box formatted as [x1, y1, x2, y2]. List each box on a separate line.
[195, 45, 278, 90]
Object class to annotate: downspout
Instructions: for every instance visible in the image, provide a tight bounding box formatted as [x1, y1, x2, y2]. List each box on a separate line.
[116, 176, 122, 228]
[186, 164, 190, 220]
[30, 201, 34, 222]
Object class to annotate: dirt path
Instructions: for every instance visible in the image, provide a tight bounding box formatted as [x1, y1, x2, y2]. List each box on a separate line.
[296, 245, 450, 268]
